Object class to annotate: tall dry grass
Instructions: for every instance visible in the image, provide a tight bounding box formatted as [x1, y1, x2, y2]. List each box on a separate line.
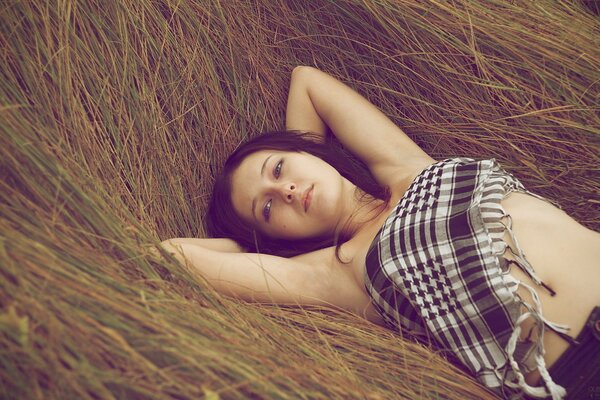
[1, 0, 598, 399]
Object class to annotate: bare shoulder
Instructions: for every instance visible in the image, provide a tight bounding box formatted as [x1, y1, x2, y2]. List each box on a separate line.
[290, 244, 337, 267]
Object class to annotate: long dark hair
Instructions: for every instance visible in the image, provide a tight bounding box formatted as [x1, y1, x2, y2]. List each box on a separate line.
[204, 131, 390, 257]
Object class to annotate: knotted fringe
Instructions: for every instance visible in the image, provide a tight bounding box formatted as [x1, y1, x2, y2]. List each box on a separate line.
[498, 207, 568, 399]
[504, 283, 566, 400]
[481, 160, 572, 399]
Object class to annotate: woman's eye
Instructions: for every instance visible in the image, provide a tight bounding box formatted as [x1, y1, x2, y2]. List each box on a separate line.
[274, 160, 283, 178]
[263, 199, 272, 222]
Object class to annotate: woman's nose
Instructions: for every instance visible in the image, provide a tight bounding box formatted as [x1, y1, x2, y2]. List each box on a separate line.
[278, 183, 296, 202]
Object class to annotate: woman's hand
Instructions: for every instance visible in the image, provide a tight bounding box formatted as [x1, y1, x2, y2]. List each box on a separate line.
[285, 66, 434, 189]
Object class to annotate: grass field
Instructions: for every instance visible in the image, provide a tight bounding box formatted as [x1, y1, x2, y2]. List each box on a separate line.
[1, 1, 599, 399]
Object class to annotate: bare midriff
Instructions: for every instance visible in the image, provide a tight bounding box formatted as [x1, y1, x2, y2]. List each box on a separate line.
[500, 192, 600, 384]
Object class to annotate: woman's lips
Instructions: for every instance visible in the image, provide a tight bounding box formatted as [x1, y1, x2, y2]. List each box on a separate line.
[303, 184, 314, 212]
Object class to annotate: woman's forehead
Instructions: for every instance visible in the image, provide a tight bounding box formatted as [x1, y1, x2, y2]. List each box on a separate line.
[236, 150, 276, 176]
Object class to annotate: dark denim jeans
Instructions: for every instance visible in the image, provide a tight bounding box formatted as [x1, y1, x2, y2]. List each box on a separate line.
[548, 306, 600, 399]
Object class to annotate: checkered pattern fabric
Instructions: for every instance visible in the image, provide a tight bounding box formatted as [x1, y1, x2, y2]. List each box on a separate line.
[364, 157, 566, 399]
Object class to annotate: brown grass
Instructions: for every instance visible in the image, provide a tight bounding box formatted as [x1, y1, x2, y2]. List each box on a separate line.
[1, 0, 598, 399]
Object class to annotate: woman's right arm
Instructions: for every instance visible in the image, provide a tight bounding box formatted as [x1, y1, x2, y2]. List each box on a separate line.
[157, 239, 333, 306]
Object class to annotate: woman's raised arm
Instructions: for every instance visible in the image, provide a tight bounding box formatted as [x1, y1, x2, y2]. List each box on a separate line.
[286, 66, 434, 187]
[161, 237, 244, 253]
[158, 239, 333, 305]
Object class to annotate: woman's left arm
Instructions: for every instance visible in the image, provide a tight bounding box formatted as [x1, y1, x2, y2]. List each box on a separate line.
[286, 66, 435, 186]
[160, 238, 244, 253]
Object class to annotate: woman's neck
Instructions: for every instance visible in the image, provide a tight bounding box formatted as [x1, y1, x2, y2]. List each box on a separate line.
[335, 188, 389, 240]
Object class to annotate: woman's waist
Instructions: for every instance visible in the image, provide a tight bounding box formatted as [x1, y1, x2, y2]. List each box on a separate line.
[499, 191, 599, 298]
[500, 191, 600, 377]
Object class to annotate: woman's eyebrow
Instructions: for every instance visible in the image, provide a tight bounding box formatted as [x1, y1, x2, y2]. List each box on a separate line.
[260, 154, 273, 176]
[251, 154, 273, 221]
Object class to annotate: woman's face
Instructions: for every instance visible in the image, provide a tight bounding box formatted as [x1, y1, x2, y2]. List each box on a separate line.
[230, 150, 354, 240]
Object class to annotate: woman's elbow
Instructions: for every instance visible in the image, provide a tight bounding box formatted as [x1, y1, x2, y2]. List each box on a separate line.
[292, 65, 309, 74]
[291, 65, 316, 80]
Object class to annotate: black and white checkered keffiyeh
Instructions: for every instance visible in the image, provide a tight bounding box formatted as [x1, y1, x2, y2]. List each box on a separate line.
[365, 157, 570, 399]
